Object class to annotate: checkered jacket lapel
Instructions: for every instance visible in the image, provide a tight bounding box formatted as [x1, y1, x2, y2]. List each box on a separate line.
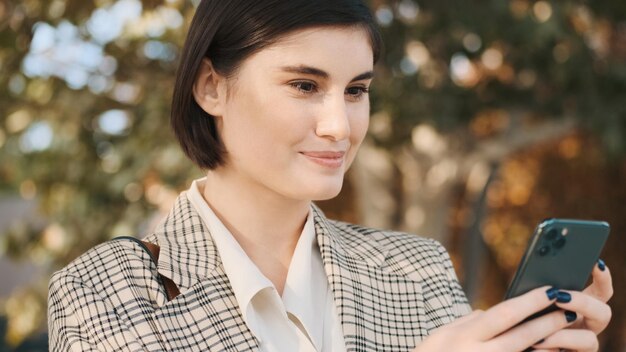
[312, 205, 429, 351]
[148, 195, 259, 351]
[152, 265, 259, 351]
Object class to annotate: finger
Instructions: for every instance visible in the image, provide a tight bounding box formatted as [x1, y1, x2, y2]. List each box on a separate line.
[533, 329, 598, 352]
[583, 259, 613, 302]
[531, 340, 559, 352]
[487, 309, 575, 352]
[443, 309, 483, 329]
[472, 286, 556, 339]
[429, 310, 483, 335]
[554, 290, 612, 334]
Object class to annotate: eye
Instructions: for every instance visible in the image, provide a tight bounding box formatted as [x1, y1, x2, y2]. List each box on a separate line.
[345, 86, 369, 99]
[290, 81, 318, 94]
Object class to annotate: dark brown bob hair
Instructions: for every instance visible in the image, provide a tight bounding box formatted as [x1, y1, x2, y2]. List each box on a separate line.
[171, 0, 383, 170]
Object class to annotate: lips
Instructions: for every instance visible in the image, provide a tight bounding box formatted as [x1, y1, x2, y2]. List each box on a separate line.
[300, 151, 346, 168]
[300, 151, 345, 158]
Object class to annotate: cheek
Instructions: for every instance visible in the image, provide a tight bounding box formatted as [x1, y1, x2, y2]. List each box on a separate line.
[221, 87, 310, 157]
[222, 81, 270, 134]
[346, 106, 370, 166]
[350, 105, 370, 145]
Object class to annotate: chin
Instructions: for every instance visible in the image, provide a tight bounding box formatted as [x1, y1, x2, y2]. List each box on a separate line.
[305, 182, 344, 201]
[283, 172, 345, 201]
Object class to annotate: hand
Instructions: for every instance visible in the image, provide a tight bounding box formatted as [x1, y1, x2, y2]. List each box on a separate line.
[412, 286, 579, 352]
[532, 260, 613, 352]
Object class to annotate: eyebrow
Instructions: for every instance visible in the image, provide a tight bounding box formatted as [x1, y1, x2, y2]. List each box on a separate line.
[280, 65, 374, 82]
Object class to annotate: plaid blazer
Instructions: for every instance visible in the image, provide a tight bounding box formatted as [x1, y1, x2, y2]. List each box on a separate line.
[48, 193, 471, 351]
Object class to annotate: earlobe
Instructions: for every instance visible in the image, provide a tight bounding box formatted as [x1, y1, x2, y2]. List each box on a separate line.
[192, 58, 225, 117]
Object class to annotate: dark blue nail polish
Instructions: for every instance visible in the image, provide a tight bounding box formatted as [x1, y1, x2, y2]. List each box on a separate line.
[598, 259, 606, 271]
[546, 287, 559, 300]
[556, 291, 571, 303]
[565, 310, 577, 323]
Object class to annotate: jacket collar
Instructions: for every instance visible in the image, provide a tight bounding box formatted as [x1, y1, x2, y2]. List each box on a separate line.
[152, 192, 221, 291]
[152, 192, 388, 291]
[311, 204, 387, 268]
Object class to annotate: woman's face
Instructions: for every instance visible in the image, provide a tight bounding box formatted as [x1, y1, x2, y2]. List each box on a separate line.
[215, 26, 373, 202]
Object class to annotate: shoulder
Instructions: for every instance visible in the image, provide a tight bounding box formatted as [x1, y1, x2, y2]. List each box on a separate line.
[326, 219, 472, 324]
[48, 237, 162, 350]
[49, 236, 161, 303]
[329, 220, 461, 293]
[326, 219, 452, 276]
[329, 220, 456, 283]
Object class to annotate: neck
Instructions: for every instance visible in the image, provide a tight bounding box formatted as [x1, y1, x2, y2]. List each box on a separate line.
[200, 170, 310, 293]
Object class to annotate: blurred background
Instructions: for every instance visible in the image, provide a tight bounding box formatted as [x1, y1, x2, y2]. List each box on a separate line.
[0, 0, 625, 350]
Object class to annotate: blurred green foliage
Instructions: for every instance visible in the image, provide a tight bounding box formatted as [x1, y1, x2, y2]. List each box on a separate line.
[371, 0, 626, 153]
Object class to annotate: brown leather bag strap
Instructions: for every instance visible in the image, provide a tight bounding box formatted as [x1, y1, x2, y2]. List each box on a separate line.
[140, 240, 181, 301]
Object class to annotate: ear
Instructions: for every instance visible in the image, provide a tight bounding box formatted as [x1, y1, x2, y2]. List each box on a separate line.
[192, 58, 227, 117]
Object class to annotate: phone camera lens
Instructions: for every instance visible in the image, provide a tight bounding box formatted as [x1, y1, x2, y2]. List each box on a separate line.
[545, 228, 558, 240]
[538, 246, 550, 256]
[553, 236, 566, 249]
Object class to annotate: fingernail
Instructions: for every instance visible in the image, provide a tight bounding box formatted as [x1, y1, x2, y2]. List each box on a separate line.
[556, 291, 571, 303]
[546, 286, 559, 300]
[598, 258, 606, 271]
[565, 310, 577, 323]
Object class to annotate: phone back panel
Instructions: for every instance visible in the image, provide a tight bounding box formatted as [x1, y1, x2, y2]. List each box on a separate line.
[505, 219, 609, 299]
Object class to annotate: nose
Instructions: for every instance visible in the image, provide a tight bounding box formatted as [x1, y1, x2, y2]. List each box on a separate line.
[315, 95, 350, 141]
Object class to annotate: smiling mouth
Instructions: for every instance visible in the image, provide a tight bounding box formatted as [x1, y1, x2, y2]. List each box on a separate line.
[299, 151, 345, 168]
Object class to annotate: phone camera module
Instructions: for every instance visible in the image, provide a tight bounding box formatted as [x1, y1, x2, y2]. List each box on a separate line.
[538, 245, 550, 256]
[545, 228, 558, 240]
[553, 236, 566, 249]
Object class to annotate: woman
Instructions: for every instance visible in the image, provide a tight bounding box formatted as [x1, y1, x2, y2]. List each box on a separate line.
[48, 0, 612, 351]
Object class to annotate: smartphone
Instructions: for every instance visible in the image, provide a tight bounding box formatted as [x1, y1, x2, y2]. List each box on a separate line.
[505, 218, 610, 300]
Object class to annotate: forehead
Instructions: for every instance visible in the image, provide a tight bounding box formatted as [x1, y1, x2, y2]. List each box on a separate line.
[240, 26, 374, 77]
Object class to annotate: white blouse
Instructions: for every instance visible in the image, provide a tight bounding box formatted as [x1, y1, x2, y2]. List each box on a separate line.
[186, 178, 346, 352]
